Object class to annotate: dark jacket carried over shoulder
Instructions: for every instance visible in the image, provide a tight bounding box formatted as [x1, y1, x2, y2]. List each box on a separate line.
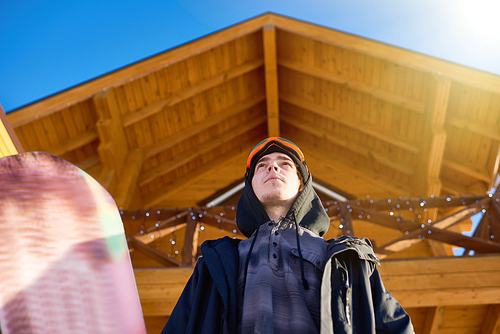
[162, 173, 413, 333]
[162, 236, 413, 334]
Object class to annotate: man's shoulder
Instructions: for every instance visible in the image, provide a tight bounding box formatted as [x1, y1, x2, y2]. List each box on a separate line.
[326, 235, 380, 265]
[201, 236, 242, 251]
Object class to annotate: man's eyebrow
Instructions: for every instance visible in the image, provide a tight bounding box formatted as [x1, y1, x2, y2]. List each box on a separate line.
[256, 154, 293, 164]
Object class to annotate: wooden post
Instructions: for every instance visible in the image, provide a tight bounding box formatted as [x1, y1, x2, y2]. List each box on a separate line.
[339, 202, 354, 236]
[182, 210, 200, 267]
[0, 104, 24, 157]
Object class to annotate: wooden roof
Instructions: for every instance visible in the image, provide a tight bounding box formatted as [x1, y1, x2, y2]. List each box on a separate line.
[3, 13, 500, 334]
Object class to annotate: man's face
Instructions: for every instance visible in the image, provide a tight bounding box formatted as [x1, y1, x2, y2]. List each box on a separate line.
[251, 152, 301, 205]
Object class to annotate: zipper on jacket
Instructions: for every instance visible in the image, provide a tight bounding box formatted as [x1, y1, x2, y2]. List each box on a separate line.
[340, 265, 352, 327]
[345, 283, 351, 326]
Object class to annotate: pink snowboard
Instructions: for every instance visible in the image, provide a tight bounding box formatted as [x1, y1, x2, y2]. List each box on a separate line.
[0, 152, 147, 334]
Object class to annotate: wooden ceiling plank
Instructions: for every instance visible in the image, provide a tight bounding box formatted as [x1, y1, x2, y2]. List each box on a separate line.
[414, 74, 450, 197]
[279, 57, 425, 114]
[281, 114, 415, 176]
[139, 114, 265, 187]
[381, 254, 500, 275]
[144, 92, 265, 159]
[114, 148, 144, 209]
[392, 287, 500, 308]
[46, 130, 98, 156]
[422, 306, 445, 334]
[280, 92, 419, 154]
[269, 14, 500, 94]
[263, 24, 280, 137]
[143, 141, 252, 208]
[93, 89, 129, 176]
[75, 155, 100, 170]
[128, 236, 181, 267]
[441, 177, 469, 195]
[122, 59, 264, 127]
[442, 158, 492, 182]
[8, 16, 271, 127]
[298, 140, 412, 197]
[447, 117, 500, 141]
[479, 304, 500, 334]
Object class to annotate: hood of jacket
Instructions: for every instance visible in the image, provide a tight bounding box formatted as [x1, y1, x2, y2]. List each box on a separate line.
[236, 172, 330, 238]
[327, 235, 380, 265]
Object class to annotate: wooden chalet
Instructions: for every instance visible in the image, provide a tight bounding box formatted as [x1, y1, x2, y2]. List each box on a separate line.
[1, 13, 500, 334]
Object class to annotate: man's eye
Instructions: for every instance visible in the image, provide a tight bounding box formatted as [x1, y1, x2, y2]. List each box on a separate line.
[256, 163, 265, 169]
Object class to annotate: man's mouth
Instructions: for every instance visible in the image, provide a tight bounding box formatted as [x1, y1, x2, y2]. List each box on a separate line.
[265, 176, 283, 183]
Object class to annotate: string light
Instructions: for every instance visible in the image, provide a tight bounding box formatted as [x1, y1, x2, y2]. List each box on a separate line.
[120, 193, 499, 262]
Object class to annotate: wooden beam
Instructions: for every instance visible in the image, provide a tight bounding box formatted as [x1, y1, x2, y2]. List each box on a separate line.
[122, 59, 264, 127]
[133, 223, 186, 245]
[128, 236, 181, 267]
[93, 89, 129, 177]
[414, 74, 450, 197]
[360, 197, 490, 256]
[489, 144, 500, 192]
[479, 304, 500, 334]
[348, 193, 488, 211]
[278, 57, 425, 114]
[281, 114, 415, 175]
[114, 148, 144, 209]
[421, 306, 445, 334]
[432, 196, 490, 229]
[418, 227, 500, 253]
[143, 92, 265, 159]
[280, 92, 419, 154]
[262, 24, 280, 137]
[139, 114, 266, 187]
[143, 141, 252, 208]
[0, 104, 23, 157]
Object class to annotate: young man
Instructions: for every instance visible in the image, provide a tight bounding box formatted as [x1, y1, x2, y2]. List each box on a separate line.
[162, 137, 413, 334]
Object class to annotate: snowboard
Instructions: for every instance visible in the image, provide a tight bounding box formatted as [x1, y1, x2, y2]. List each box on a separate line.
[0, 152, 147, 334]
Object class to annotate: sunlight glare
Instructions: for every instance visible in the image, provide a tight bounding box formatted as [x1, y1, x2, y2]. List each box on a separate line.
[455, 0, 500, 44]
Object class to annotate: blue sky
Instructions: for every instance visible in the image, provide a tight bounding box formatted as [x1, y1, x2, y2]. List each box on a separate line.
[1, 0, 499, 112]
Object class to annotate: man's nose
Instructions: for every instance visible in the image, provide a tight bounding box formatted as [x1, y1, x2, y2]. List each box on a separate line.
[267, 161, 279, 172]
